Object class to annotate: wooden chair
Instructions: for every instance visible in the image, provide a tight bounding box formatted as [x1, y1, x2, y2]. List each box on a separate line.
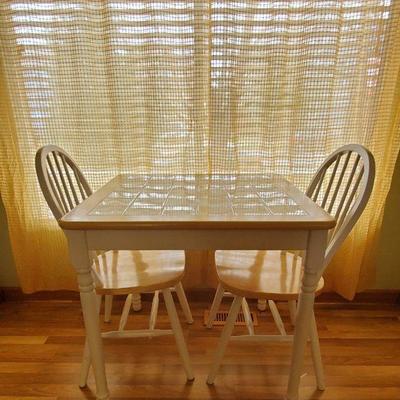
[35, 145, 194, 384]
[206, 144, 375, 388]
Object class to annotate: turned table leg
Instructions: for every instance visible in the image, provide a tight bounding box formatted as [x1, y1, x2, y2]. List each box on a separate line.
[67, 231, 109, 400]
[287, 230, 327, 400]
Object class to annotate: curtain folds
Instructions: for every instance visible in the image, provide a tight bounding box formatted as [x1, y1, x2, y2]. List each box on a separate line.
[0, 1, 399, 298]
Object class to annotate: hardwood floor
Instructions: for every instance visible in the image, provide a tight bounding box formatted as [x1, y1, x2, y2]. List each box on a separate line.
[0, 297, 399, 399]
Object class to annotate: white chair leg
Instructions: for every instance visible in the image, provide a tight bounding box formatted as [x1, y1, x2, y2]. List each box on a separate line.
[310, 310, 325, 390]
[118, 293, 133, 331]
[241, 298, 254, 335]
[207, 296, 243, 385]
[175, 282, 194, 324]
[149, 290, 160, 330]
[288, 300, 297, 326]
[207, 283, 225, 328]
[132, 293, 142, 311]
[104, 295, 113, 323]
[268, 300, 287, 336]
[79, 338, 91, 388]
[162, 288, 194, 381]
[79, 295, 102, 388]
[257, 298, 267, 311]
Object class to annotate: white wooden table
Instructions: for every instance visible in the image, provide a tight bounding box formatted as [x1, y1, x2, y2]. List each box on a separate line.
[59, 173, 335, 400]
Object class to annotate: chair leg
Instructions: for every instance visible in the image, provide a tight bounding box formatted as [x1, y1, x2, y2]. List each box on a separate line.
[79, 295, 102, 388]
[162, 288, 194, 381]
[288, 300, 297, 326]
[104, 295, 113, 323]
[310, 310, 325, 390]
[175, 282, 194, 324]
[257, 298, 267, 311]
[118, 294, 133, 331]
[241, 298, 254, 335]
[207, 296, 243, 385]
[268, 300, 287, 336]
[207, 283, 225, 328]
[79, 337, 91, 388]
[149, 290, 160, 330]
[132, 293, 142, 311]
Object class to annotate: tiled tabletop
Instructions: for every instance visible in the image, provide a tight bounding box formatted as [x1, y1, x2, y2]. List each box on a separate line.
[59, 174, 335, 230]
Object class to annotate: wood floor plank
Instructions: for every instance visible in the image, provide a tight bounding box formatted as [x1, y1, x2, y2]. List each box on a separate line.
[0, 397, 57, 400]
[0, 336, 48, 344]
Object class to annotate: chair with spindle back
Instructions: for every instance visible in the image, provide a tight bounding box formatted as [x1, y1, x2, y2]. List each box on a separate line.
[206, 144, 375, 389]
[35, 145, 194, 385]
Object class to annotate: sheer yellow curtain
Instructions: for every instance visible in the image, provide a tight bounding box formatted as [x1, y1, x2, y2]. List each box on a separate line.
[0, 1, 399, 298]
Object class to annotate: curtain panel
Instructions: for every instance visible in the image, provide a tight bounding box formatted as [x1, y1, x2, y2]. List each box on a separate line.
[0, 1, 399, 298]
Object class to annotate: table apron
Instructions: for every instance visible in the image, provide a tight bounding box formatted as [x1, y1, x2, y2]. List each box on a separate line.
[84, 229, 311, 251]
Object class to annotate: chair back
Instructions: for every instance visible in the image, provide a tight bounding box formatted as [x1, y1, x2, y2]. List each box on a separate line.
[306, 144, 375, 267]
[35, 145, 92, 219]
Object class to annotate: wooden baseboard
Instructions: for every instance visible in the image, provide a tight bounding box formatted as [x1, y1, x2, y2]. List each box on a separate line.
[0, 287, 81, 301]
[316, 290, 400, 304]
[1, 286, 399, 304]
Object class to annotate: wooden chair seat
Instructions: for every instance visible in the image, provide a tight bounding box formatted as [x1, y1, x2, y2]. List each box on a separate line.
[215, 250, 324, 300]
[92, 250, 185, 295]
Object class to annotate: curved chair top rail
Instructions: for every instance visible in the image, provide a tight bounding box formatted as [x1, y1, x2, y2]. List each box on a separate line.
[35, 145, 92, 220]
[306, 144, 375, 267]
